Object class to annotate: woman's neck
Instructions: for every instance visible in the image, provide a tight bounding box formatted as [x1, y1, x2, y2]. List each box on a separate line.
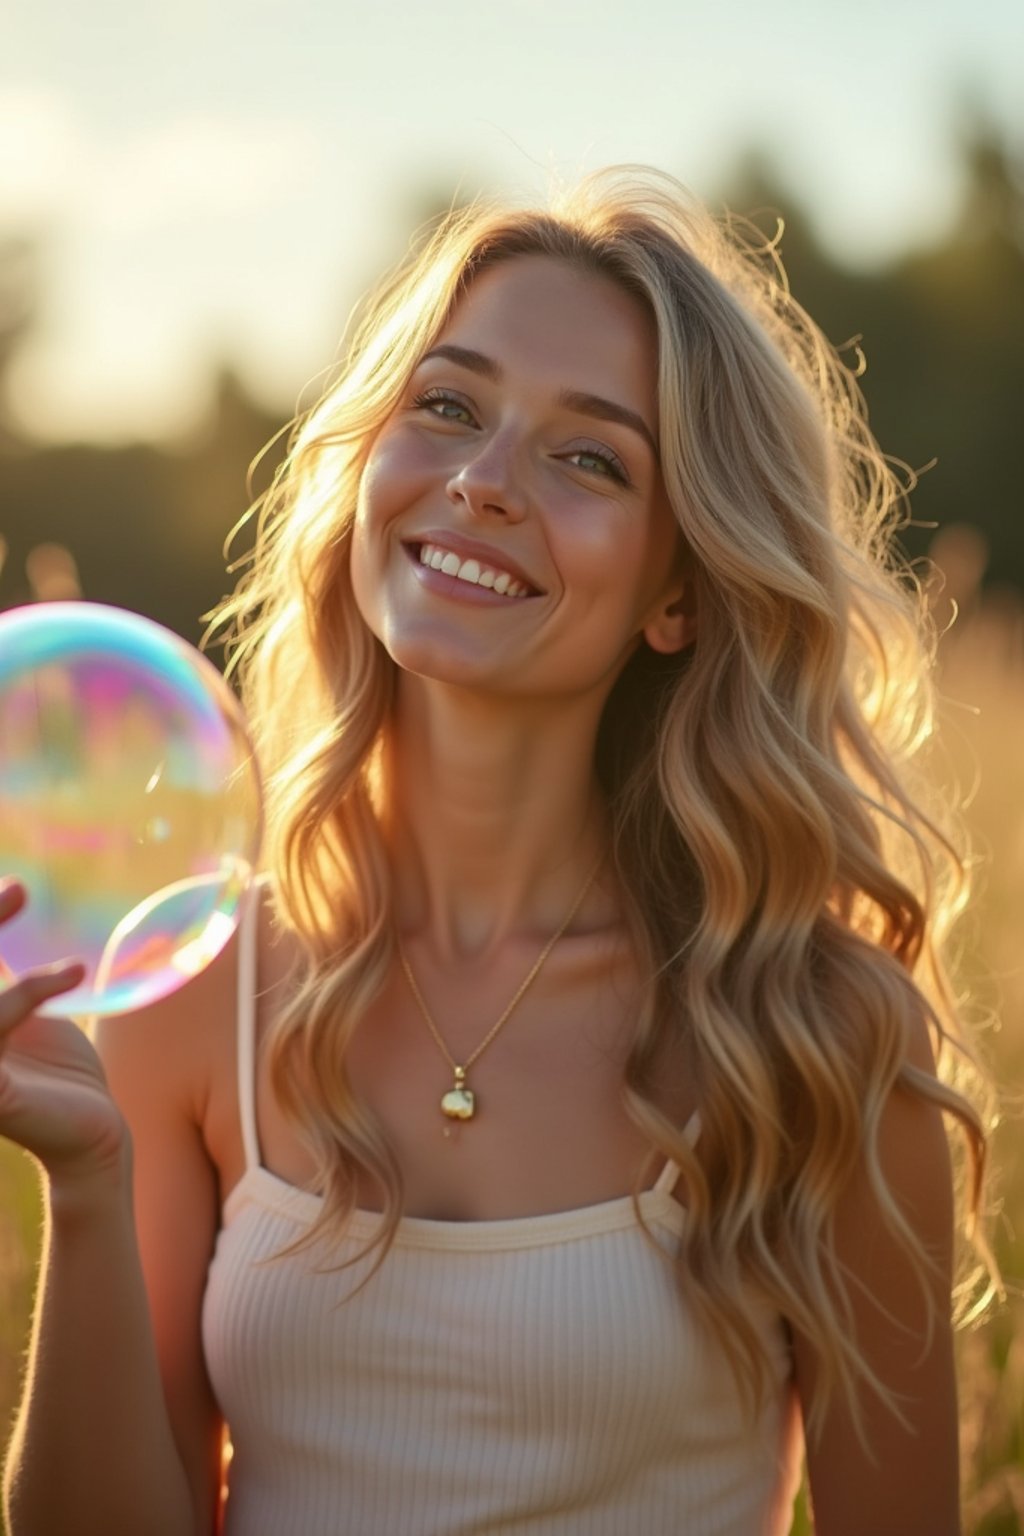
[381, 676, 615, 960]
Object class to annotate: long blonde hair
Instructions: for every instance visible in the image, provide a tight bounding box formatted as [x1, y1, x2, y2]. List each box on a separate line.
[208, 165, 993, 1442]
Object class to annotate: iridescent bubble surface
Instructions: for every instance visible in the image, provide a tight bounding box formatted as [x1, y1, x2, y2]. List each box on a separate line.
[0, 602, 263, 1017]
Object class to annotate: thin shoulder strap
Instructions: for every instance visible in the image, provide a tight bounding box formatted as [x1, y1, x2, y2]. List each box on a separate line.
[652, 1108, 702, 1196]
[236, 879, 263, 1174]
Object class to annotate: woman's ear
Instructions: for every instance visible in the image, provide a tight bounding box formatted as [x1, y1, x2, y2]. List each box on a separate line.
[643, 579, 698, 656]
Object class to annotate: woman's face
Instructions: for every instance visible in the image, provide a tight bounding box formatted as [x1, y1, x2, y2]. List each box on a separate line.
[350, 253, 691, 700]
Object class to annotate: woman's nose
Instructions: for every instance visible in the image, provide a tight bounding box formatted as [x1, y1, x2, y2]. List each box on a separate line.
[445, 435, 528, 522]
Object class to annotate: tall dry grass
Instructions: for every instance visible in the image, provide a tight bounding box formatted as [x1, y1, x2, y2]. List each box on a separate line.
[930, 525, 1024, 1535]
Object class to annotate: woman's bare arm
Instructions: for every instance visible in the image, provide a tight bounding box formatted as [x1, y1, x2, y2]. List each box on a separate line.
[92, 969, 230, 1535]
[1, 885, 227, 1536]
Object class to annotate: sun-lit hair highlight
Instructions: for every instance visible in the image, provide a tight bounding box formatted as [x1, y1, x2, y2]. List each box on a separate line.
[206, 165, 994, 1444]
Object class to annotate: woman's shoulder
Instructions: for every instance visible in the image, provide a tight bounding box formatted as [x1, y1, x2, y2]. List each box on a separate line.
[91, 875, 291, 1122]
[92, 874, 315, 1220]
[90, 930, 236, 1131]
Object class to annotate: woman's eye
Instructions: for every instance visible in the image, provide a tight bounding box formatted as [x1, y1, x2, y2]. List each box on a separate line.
[411, 388, 475, 425]
[408, 390, 629, 487]
[567, 447, 629, 486]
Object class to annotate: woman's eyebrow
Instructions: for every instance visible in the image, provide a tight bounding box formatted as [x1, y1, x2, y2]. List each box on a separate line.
[417, 343, 658, 457]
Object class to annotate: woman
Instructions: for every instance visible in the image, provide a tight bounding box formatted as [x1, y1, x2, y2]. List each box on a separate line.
[1, 167, 992, 1535]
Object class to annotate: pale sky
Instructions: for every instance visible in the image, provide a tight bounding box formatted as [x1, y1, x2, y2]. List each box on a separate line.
[2, 0, 1020, 443]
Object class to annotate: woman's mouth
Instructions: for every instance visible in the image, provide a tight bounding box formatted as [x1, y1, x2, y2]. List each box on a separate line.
[403, 540, 543, 602]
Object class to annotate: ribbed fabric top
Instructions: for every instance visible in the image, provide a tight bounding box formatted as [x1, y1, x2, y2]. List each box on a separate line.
[201, 890, 801, 1535]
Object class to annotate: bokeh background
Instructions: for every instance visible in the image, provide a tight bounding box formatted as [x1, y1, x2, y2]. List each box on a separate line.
[1, 2, 1022, 1530]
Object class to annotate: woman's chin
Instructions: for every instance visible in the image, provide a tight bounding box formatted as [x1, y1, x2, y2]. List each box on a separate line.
[383, 630, 509, 693]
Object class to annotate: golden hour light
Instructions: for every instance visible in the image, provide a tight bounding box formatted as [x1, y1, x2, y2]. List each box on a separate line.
[1, 4, 1022, 1532]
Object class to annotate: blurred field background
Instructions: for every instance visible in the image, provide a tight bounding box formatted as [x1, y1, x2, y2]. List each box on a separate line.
[1, 1, 1023, 1529]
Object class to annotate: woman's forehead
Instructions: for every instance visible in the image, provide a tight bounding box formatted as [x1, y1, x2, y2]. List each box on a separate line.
[433, 254, 659, 415]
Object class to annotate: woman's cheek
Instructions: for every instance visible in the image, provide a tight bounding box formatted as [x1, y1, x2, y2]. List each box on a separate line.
[358, 430, 430, 521]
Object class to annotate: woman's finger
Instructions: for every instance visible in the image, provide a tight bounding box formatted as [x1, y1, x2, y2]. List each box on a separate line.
[0, 877, 27, 918]
[0, 961, 87, 1036]
[0, 882, 88, 1037]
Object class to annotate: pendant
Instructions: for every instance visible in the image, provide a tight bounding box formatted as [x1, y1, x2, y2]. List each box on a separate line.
[441, 1065, 475, 1121]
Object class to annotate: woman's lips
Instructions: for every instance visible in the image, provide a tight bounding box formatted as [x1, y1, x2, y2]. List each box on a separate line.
[402, 530, 544, 595]
[402, 542, 543, 606]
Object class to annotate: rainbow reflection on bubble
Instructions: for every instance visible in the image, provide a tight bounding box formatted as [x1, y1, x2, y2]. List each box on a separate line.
[0, 601, 263, 1018]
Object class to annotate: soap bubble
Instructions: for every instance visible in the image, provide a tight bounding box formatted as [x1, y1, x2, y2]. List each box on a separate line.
[0, 601, 262, 1018]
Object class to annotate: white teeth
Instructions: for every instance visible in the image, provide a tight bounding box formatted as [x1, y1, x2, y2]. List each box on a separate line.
[417, 543, 533, 598]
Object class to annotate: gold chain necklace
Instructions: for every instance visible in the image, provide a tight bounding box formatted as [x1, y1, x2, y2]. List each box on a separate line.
[397, 858, 603, 1124]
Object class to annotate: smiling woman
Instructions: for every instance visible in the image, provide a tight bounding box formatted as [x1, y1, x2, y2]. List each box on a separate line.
[349, 255, 687, 699]
[0, 166, 994, 1536]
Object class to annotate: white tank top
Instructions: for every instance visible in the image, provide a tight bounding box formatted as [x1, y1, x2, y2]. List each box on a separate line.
[201, 891, 802, 1535]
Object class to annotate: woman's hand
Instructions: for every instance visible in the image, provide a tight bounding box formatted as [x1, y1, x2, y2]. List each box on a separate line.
[0, 878, 129, 1199]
